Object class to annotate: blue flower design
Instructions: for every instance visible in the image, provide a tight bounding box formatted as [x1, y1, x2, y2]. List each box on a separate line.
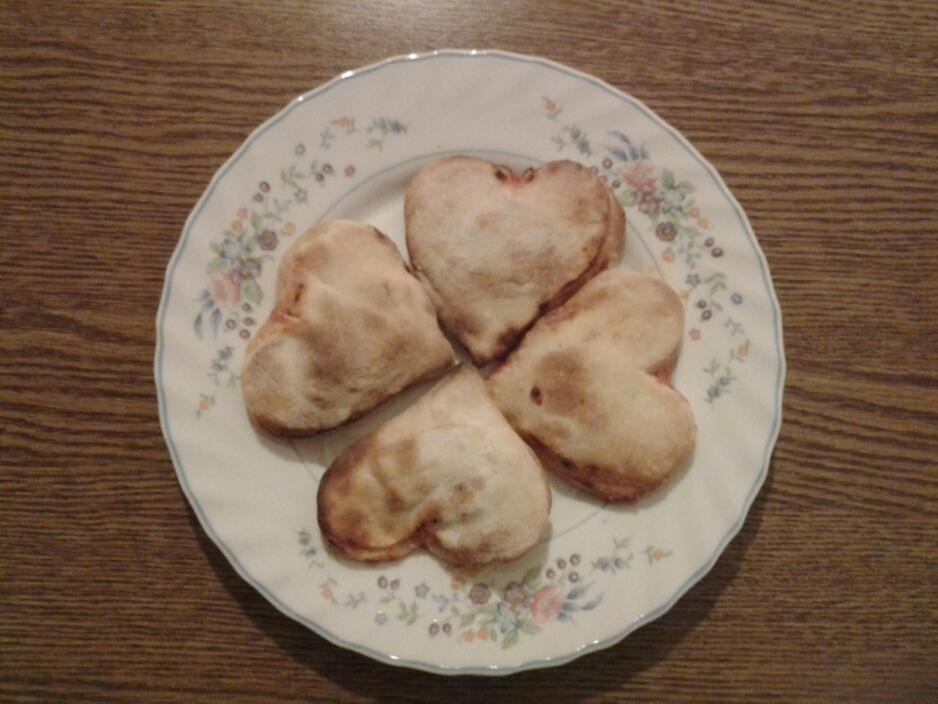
[374, 612, 388, 626]
[685, 273, 701, 288]
[414, 583, 430, 599]
[494, 602, 517, 634]
[660, 187, 685, 215]
[294, 189, 308, 204]
[294, 143, 306, 156]
[731, 293, 743, 305]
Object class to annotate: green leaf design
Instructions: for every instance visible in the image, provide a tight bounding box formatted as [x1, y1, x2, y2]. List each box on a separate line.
[460, 612, 477, 628]
[250, 211, 263, 232]
[242, 280, 262, 306]
[210, 308, 221, 335]
[502, 629, 520, 649]
[619, 190, 637, 207]
[210, 242, 223, 255]
[519, 619, 540, 635]
[581, 595, 604, 611]
[207, 259, 227, 274]
[193, 313, 203, 338]
[522, 565, 541, 588]
[661, 169, 675, 189]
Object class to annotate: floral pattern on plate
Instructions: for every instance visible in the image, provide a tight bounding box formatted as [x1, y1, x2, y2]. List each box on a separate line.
[156, 50, 784, 675]
[191, 117, 408, 415]
[298, 531, 670, 650]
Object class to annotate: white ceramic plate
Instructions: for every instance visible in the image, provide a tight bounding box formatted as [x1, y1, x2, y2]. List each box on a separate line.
[155, 50, 784, 675]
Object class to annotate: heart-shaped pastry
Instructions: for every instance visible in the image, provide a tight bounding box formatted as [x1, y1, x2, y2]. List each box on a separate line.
[405, 156, 625, 363]
[318, 367, 551, 569]
[487, 270, 696, 502]
[242, 220, 454, 436]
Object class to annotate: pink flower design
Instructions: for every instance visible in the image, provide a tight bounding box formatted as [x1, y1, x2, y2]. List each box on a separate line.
[623, 161, 657, 192]
[530, 585, 564, 624]
[209, 272, 240, 311]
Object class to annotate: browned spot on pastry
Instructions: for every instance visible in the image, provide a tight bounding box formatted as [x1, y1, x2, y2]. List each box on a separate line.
[451, 480, 476, 510]
[293, 283, 305, 304]
[522, 167, 535, 182]
[325, 436, 376, 485]
[497, 326, 523, 351]
[535, 350, 607, 427]
[306, 242, 331, 266]
[530, 385, 543, 405]
[294, 323, 343, 383]
[390, 437, 418, 473]
[494, 166, 508, 181]
[447, 311, 480, 341]
[384, 490, 406, 512]
[475, 212, 498, 230]
[535, 350, 585, 403]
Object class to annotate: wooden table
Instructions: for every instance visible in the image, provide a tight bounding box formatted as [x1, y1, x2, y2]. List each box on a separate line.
[3, 2, 936, 701]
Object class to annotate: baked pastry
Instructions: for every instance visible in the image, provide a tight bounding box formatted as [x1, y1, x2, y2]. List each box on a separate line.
[318, 367, 551, 569]
[487, 270, 696, 502]
[405, 156, 625, 364]
[242, 219, 454, 436]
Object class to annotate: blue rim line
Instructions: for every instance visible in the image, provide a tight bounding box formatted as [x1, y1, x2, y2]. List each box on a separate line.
[154, 49, 786, 676]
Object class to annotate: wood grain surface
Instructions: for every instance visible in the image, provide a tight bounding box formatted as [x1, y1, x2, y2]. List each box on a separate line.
[2, 1, 937, 701]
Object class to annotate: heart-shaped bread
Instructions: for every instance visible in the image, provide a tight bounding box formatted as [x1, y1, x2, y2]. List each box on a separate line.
[318, 366, 551, 569]
[487, 270, 696, 502]
[242, 220, 454, 436]
[405, 156, 625, 364]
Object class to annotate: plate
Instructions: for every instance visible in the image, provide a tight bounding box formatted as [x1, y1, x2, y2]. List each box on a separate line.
[155, 49, 785, 675]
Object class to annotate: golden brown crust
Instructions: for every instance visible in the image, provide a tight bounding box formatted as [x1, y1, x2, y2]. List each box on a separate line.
[241, 220, 455, 437]
[525, 434, 664, 503]
[405, 156, 625, 364]
[487, 270, 696, 504]
[317, 367, 552, 570]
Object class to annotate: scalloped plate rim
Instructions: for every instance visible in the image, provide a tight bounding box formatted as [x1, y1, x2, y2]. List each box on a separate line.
[154, 48, 786, 676]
